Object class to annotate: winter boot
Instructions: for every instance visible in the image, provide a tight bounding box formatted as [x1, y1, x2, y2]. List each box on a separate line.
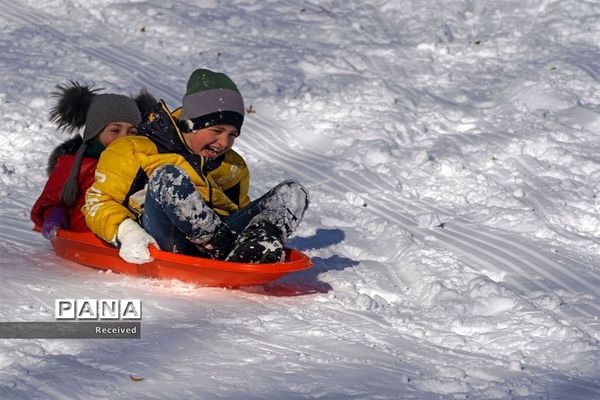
[225, 220, 285, 264]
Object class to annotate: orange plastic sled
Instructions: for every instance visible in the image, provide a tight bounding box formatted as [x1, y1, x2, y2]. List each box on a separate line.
[47, 229, 313, 288]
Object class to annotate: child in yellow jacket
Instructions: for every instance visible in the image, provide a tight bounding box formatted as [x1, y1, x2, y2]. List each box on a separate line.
[83, 69, 309, 264]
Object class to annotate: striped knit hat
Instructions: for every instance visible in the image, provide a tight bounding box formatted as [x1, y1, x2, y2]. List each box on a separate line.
[180, 69, 245, 133]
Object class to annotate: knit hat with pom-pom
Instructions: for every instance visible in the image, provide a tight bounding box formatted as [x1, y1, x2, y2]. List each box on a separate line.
[49, 82, 143, 142]
[47, 82, 144, 207]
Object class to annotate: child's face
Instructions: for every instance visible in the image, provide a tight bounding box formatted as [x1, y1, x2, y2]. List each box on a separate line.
[98, 122, 138, 147]
[184, 124, 239, 159]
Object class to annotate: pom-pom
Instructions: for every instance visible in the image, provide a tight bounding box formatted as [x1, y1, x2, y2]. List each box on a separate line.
[48, 81, 101, 131]
[134, 87, 158, 122]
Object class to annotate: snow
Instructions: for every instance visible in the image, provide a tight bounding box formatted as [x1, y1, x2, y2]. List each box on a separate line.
[1, 0, 600, 398]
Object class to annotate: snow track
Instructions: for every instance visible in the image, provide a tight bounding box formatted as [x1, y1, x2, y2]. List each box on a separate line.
[244, 111, 600, 322]
[1, 0, 599, 399]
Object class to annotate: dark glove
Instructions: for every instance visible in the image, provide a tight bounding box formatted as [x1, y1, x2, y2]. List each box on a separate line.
[41, 208, 69, 240]
[195, 224, 237, 260]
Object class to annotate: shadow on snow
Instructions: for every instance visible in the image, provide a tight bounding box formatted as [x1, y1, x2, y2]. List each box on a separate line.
[244, 229, 359, 297]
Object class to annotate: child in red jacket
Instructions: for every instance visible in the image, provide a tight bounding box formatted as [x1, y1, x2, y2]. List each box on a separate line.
[31, 82, 153, 240]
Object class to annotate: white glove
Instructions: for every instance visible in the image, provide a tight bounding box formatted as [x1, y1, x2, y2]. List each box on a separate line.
[116, 218, 158, 264]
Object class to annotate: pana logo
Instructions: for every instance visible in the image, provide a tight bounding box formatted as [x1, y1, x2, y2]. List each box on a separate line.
[55, 299, 142, 320]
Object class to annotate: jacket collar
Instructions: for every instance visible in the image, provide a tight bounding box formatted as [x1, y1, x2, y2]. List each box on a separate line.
[138, 100, 224, 175]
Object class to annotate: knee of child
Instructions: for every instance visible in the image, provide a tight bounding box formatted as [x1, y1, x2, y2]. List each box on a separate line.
[277, 180, 310, 208]
[152, 164, 186, 180]
[148, 164, 191, 198]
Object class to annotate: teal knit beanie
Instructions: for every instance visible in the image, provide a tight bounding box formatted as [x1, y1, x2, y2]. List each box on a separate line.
[180, 69, 245, 133]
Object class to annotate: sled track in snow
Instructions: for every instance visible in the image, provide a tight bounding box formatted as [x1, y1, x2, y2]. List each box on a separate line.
[242, 113, 600, 322]
[1, 3, 600, 397]
[514, 155, 600, 247]
[0, 1, 181, 106]
[4, 0, 599, 322]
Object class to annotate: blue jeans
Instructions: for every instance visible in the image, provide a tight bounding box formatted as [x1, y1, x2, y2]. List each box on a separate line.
[142, 165, 309, 256]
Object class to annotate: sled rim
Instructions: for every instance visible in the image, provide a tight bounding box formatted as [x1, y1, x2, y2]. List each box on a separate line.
[44, 229, 312, 288]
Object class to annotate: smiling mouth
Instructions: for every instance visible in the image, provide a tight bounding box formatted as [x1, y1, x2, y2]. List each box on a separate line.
[204, 146, 223, 157]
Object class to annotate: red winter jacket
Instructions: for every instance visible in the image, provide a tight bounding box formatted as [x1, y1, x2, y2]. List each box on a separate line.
[31, 154, 98, 231]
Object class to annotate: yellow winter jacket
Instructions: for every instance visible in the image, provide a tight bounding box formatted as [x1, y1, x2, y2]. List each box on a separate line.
[82, 102, 250, 244]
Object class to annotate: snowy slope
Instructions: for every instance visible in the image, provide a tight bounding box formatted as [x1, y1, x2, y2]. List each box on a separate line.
[1, 0, 600, 398]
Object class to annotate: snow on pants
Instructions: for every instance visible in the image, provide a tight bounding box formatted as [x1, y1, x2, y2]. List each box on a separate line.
[226, 179, 309, 242]
[142, 164, 309, 255]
